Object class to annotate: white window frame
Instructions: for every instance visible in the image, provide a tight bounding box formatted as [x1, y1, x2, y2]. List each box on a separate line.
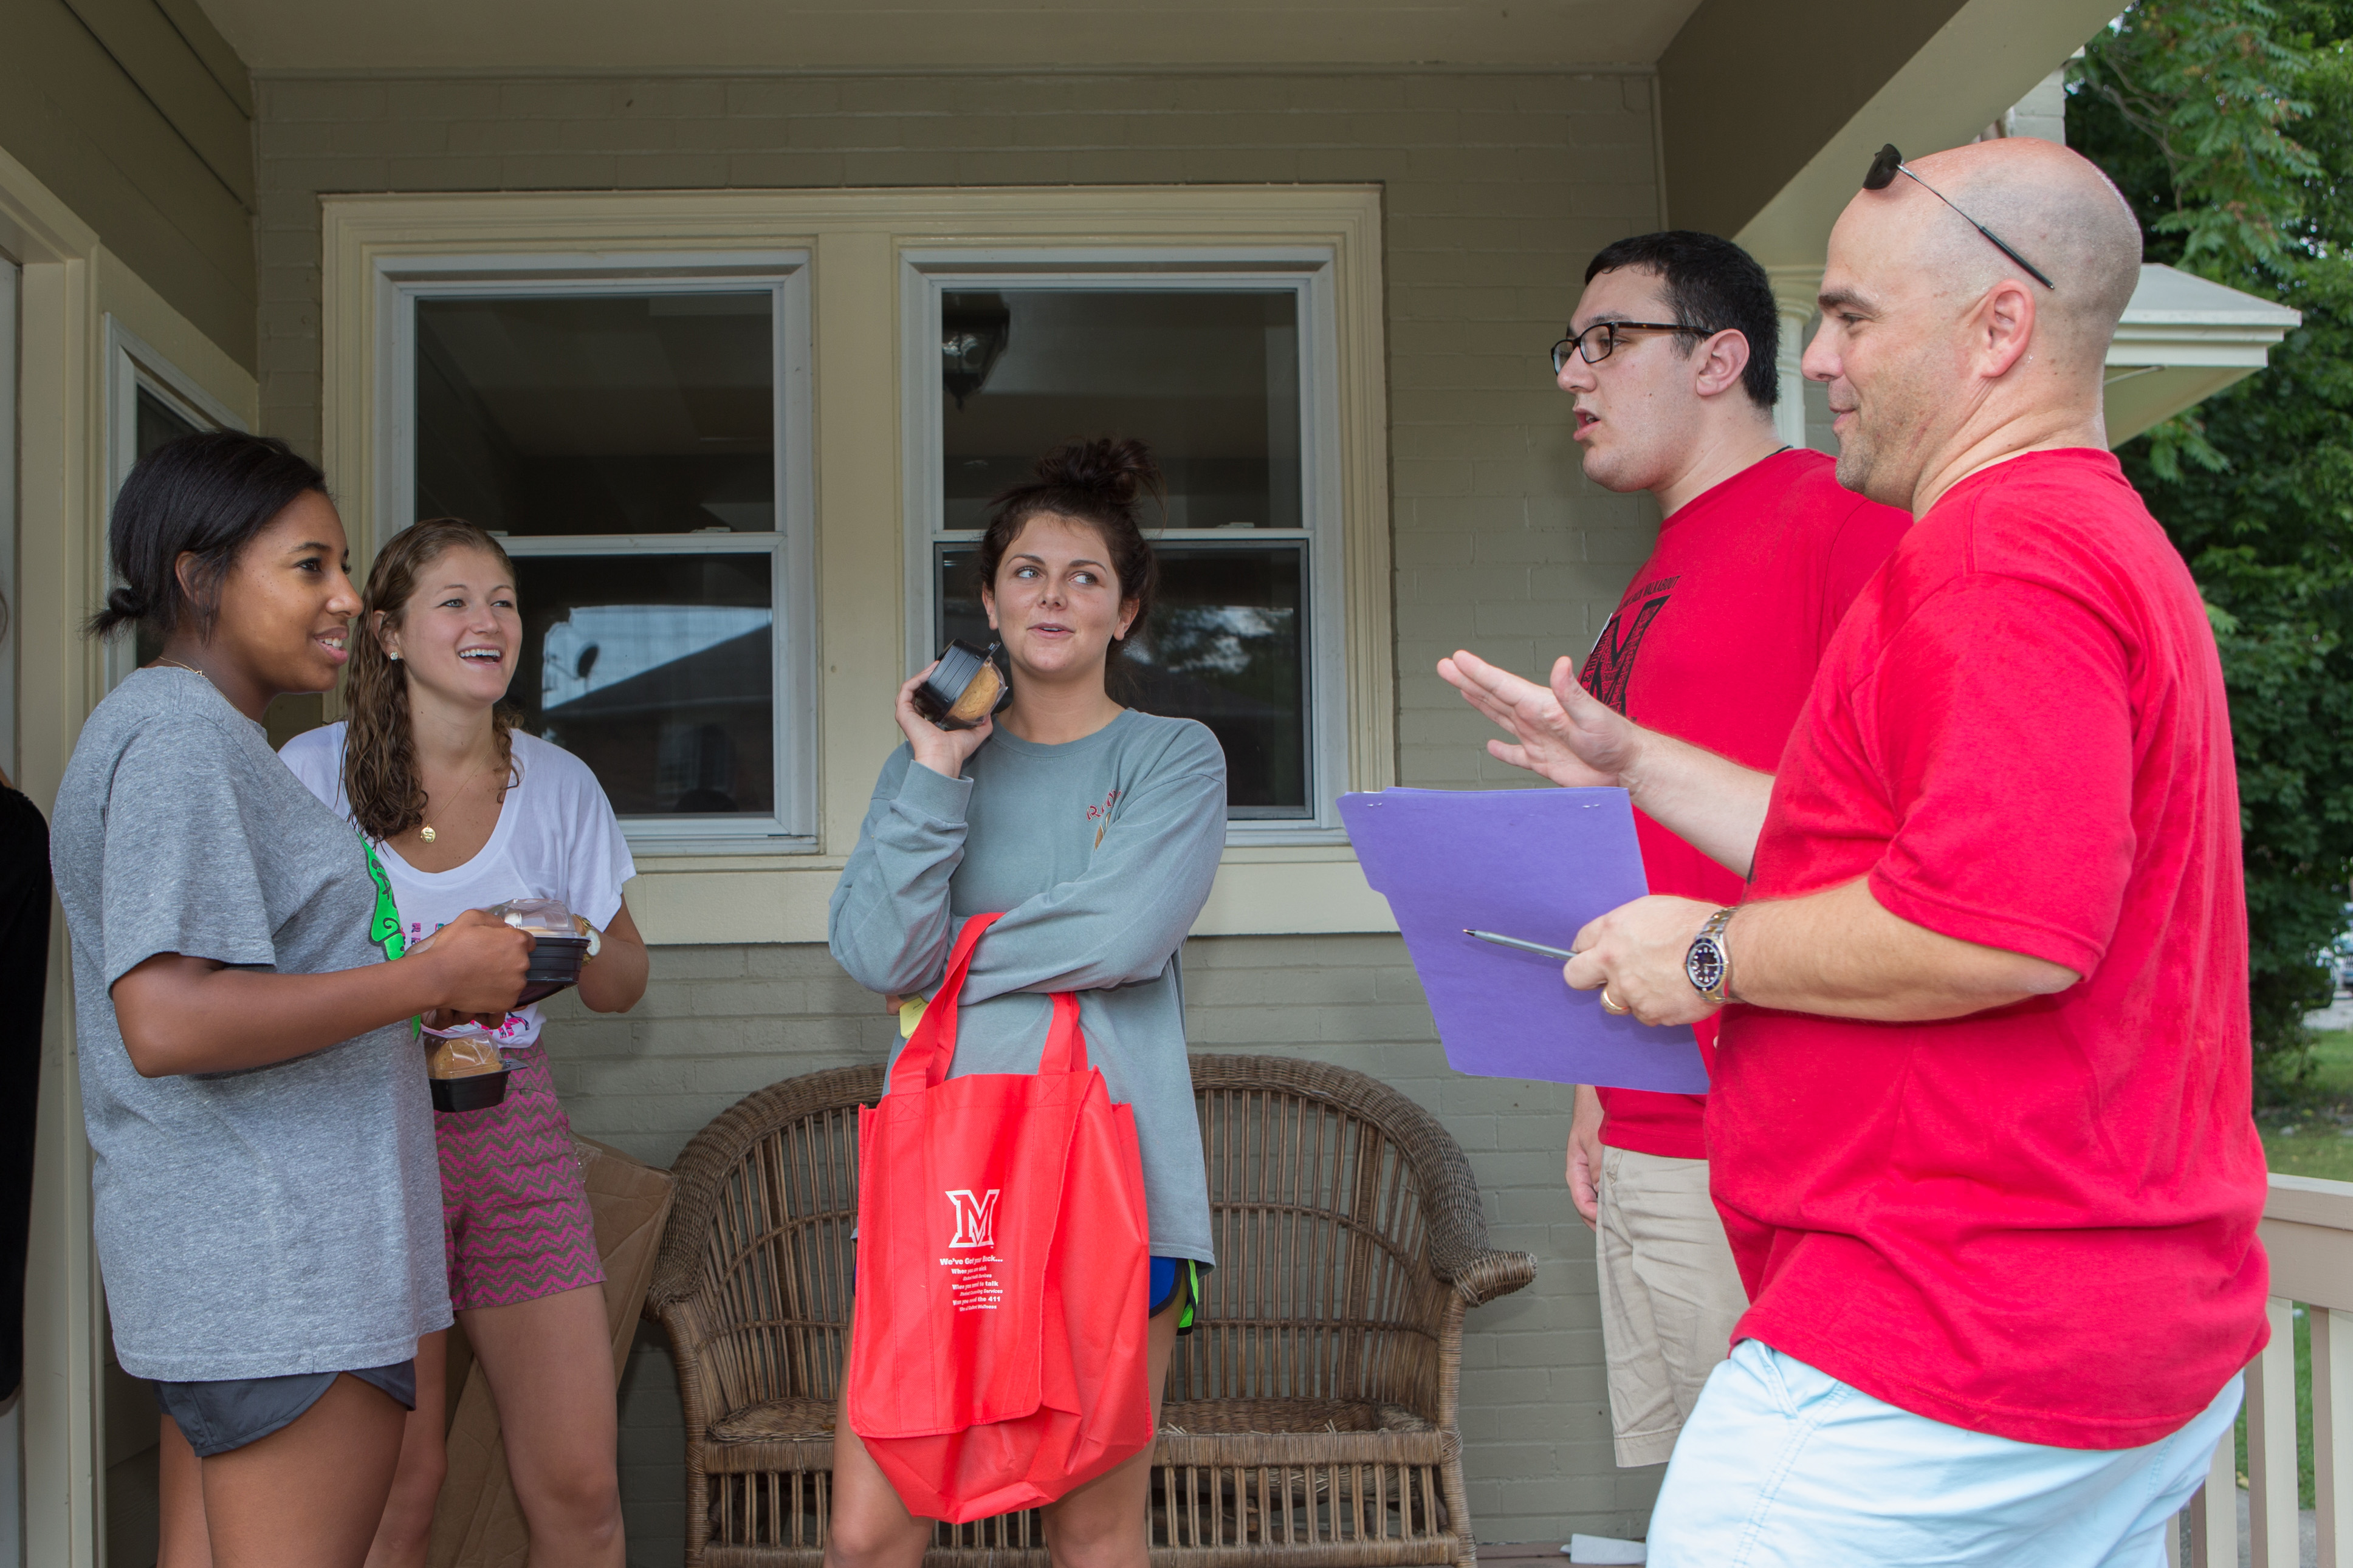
[901, 248, 1351, 841]
[100, 315, 249, 693]
[372, 252, 818, 852]
[0, 254, 15, 790]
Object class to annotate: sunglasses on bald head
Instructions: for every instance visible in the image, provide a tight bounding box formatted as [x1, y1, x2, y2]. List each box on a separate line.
[1864, 143, 2054, 290]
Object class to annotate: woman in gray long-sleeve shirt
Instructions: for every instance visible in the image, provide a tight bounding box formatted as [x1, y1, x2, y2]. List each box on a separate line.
[826, 439, 1225, 1567]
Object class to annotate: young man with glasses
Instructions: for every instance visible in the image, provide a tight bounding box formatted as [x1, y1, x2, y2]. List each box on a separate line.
[1446, 139, 2263, 1565]
[1538, 231, 1908, 1473]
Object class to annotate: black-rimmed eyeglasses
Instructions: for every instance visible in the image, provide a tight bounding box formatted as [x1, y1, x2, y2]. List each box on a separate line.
[1864, 143, 2053, 290]
[1549, 320, 1713, 374]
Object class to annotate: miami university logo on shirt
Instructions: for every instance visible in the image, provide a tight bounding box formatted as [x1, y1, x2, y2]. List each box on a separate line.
[946, 1188, 1001, 1249]
[1579, 574, 1678, 716]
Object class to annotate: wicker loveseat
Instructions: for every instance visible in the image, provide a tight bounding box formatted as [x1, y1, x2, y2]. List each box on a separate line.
[647, 1054, 1537, 1567]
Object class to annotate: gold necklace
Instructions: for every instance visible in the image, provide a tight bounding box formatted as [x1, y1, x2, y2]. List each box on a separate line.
[153, 656, 215, 688]
[418, 761, 502, 844]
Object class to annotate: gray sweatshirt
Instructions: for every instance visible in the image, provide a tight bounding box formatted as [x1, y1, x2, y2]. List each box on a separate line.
[828, 708, 1226, 1263]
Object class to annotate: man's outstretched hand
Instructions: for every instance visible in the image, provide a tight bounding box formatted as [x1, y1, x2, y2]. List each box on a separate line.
[1437, 649, 1643, 789]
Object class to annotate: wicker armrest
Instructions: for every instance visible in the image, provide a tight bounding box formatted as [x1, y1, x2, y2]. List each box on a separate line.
[1188, 1054, 1533, 1309]
[1448, 1247, 1537, 1309]
[647, 1062, 884, 1313]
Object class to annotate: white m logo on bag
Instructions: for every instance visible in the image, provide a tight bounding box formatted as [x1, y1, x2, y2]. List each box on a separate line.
[946, 1188, 1001, 1248]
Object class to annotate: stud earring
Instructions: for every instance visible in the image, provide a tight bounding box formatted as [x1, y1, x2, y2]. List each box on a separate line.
[388, 651, 401, 662]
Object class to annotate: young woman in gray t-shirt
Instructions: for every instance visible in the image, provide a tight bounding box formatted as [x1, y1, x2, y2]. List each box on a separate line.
[52, 432, 534, 1568]
[827, 438, 1226, 1567]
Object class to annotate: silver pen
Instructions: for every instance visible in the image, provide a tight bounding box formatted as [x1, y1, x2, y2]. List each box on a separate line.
[1463, 928, 1579, 960]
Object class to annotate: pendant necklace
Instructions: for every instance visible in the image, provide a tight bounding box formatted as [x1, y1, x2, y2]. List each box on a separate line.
[421, 773, 470, 842]
[419, 762, 499, 844]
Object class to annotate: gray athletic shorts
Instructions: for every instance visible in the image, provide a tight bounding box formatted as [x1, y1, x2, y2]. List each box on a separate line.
[153, 1360, 417, 1457]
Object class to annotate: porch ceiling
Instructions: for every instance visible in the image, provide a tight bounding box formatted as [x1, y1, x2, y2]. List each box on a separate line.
[192, 0, 1709, 74]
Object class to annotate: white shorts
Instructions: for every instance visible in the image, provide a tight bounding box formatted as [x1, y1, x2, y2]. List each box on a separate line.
[1645, 1338, 2241, 1567]
[1595, 1147, 1748, 1467]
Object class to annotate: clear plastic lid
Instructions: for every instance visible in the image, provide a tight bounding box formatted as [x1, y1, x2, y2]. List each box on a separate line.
[426, 1035, 506, 1079]
[418, 895, 579, 1048]
[489, 896, 577, 936]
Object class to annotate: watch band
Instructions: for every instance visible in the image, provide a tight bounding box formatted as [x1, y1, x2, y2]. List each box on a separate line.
[1686, 906, 1738, 1005]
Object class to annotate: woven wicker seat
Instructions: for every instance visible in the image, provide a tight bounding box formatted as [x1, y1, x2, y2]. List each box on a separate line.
[648, 1054, 1537, 1567]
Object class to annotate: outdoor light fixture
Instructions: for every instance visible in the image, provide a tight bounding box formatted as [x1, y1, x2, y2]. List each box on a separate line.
[942, 292, 1013, 411]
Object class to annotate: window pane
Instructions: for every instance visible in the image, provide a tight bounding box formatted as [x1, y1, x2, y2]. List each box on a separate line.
[416, 293, 774, 536]
[135, 386, 199, 460]
[941, 290, 1300, 532]
[512, 553, 774, 817]
[936, 544, 1307, 815]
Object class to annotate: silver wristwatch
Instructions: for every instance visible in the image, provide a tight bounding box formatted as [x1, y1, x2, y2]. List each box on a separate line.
[1685, 906, 1737, 1005]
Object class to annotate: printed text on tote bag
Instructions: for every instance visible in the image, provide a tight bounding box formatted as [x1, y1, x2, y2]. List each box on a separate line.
[945, 1188, 1006, 1312]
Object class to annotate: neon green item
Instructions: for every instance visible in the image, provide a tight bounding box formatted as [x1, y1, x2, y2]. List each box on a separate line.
[359, 832, 407, 961]
[358, 832, 419, 1036]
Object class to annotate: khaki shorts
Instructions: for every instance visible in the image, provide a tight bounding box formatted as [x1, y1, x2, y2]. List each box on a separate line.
[1595, 1146, 1750, 1468]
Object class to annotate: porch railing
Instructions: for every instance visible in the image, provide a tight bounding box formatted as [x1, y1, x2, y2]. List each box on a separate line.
[2176, 1171, 2353, 1567]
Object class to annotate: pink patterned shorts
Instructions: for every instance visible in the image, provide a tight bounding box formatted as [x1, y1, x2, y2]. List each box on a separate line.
[436, 1042, 606, 1312]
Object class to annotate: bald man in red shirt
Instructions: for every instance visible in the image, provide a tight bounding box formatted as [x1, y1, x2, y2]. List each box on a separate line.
[1444, 137, 2265, 1565]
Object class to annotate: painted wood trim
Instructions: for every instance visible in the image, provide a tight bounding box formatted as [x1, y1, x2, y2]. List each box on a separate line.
[2, 138, 259, 1568]
[5, 140, 103, 1568]
[625, 849, 1396, 945]
[59, 0, 255, 208]
[148, 0, 254, 117]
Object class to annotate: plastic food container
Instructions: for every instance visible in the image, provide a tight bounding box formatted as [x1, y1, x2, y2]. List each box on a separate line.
[427, 1034, 509, 1113]
[910, 640, 1011, 731]
[422, 896, 591, 1112]
[492, 897, 593, 1006]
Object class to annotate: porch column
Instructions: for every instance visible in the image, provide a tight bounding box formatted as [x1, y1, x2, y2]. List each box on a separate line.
[1766, 266, 1821, 452]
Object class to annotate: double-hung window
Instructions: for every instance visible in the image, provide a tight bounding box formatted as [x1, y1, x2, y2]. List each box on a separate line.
[378, 257, 815, 849]
[904, 253, 1348, 834]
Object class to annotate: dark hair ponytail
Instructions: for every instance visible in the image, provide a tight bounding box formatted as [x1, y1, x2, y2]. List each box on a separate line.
[94, 586, 146, 635]
[90, 431, 328, 641]
[977, 437, 1161, 665]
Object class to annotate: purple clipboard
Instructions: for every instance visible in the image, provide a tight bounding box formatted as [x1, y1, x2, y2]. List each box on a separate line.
[1340, 788, 1710, 1092]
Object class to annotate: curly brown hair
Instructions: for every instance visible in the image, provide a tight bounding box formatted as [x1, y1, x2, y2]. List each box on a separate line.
[342, 518, 523, 841]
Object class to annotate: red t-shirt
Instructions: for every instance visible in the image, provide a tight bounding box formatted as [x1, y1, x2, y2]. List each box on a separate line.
[1579, 448, 1909, 1159]
[1710, 448, 2270, 1450]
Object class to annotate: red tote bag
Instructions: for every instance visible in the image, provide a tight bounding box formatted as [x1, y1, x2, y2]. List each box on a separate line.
[847, 911, 1155, 1522]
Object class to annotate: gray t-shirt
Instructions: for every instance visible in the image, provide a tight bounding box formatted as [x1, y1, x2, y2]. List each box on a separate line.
[50, 668, 450, 1381]
[829, 708, 1226, 1262]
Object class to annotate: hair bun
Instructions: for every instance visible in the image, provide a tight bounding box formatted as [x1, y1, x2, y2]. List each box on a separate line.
[87, 583, 148, 637]
[1033, 437, 1158, 509]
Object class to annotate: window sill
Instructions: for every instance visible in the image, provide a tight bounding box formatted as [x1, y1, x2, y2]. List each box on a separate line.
[625, 842, 1395, 945]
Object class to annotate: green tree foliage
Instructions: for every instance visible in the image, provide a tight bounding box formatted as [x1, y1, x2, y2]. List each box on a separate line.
[2070, 0, 2353, 1094]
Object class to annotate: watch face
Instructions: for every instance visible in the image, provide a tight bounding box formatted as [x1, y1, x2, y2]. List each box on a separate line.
[1686, 937, 1726, 993]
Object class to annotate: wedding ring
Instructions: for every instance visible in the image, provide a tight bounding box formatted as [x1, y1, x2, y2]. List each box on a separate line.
[1599, 988, 1630, 1016]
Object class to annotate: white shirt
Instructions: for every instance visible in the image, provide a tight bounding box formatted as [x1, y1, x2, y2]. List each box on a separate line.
[280, 724, 636, 1049]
